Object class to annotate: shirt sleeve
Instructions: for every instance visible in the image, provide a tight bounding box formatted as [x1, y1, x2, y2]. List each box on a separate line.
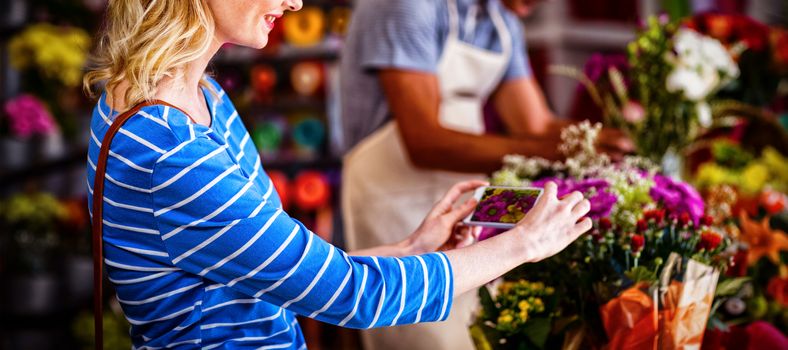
[502, 14, 532, 81]
[354, 0, 441, 73]
[150, 136, 454, 328]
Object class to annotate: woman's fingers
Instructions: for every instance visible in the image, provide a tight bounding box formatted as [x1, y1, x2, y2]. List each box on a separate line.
[571, 199, 591, 218]
[433, 180, 488, 216]
[560, 191, 584, 208]
[573, 217, 593, 236]
[447, 197, 478, 223]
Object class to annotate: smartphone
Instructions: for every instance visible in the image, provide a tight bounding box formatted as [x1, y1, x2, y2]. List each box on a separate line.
[463, 186, 543, 229]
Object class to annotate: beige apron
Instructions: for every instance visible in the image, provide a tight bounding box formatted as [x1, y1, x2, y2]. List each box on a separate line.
[342, 0, 512, 349]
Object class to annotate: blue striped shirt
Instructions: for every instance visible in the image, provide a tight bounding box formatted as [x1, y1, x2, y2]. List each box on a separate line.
[86, 77, 454, 349]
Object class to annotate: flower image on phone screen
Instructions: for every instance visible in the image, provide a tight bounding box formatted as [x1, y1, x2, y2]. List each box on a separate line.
[470, 188, 541, 224]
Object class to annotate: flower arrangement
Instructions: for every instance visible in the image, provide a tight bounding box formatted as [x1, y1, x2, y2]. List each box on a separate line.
[694, 140, 788, 196]
[8, 23, 91, 88]
[4, 22, 91, 139]
[472, 122, 732, 349]
[471, 280, 558, 350]
[554, 16, 740, 162]
[2, 94, 58, 139]
[685, 13, 788, 108]
[1, 192, 68, 273]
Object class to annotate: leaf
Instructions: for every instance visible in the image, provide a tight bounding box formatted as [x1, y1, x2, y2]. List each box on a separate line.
[522, 317, 552, 349]
[708, 316, 730, 332]
[715, 277, 750, 297]
[624, 266, 657, 283]
[478, 285, 498, 320]
[469, 324, 494, 350]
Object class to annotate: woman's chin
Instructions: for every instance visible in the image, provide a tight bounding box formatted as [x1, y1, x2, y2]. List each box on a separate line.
[252, 37, 269, 50]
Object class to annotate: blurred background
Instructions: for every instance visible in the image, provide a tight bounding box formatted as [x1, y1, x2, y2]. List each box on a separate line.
[0, 0, 784, 349]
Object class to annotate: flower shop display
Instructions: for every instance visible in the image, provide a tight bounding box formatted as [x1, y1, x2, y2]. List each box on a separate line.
[472, 122, 734, 349]
[684, 13, 788, 109]
[681, 115, 788, 341]
[554, 16, 740, 164]
[4, 22, 91, 140]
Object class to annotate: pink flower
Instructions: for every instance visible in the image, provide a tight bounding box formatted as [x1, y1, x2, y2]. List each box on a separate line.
[3, 94, 57, 138]
[621, 101, 645, 123]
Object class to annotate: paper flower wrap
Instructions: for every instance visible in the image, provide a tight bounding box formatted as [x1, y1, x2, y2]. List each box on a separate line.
[601, 256, 720, 350]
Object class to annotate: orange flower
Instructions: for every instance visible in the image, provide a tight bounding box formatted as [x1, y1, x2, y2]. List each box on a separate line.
[738, 212, 788, 265]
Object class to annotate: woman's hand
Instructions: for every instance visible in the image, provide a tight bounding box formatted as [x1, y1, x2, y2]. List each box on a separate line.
[406, 180, 487, 254]
[512, 181, 592, 262]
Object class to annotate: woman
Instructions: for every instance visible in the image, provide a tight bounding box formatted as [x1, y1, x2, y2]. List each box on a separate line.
[83, 0, 591, 349]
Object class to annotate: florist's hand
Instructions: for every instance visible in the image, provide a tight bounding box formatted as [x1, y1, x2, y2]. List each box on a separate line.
[512, 182, 593, 262]
[408, 180, 487, 254]
[597, 128, 635, 161]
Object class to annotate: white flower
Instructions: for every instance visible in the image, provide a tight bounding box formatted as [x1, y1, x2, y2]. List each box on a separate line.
[666, 66, 718, 101]
[666, 29, 739, 101]
[697, 102, 712, 128]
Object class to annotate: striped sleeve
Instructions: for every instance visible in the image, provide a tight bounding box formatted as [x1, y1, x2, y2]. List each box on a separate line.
[150, 136, 454, 328]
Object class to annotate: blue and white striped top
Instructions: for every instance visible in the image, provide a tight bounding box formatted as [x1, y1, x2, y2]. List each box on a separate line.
[86, 77, 454, 349]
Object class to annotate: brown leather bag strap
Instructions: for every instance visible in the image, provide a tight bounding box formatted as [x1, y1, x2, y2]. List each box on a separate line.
[92, 99, 181, 349]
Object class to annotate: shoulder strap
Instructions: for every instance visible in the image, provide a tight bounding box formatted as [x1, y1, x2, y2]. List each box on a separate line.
[92, 99, 180, 349]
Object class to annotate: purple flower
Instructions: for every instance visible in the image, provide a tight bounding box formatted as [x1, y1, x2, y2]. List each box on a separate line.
[472, 197, 508, 222]
[583, 53, 630, 85]
[649, 175, 705, 225]
[532, 177, 616, 219]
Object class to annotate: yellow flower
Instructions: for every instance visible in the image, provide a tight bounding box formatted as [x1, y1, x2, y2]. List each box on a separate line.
[695, 163, 731, 188]
[7, 23, 90, 87]
[545, 287, 555, 295]
[518, 300, 531, 311]
[497, 310, 514, 326]
[518, 309, 529, 323]
[741, 163, 770, 194]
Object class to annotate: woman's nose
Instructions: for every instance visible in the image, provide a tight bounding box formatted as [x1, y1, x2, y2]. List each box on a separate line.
[284, 0, 302, 11]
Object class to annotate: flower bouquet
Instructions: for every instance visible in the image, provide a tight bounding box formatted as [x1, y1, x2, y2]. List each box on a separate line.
[471, 122, 733, 349]
[555, 16, 740, 164]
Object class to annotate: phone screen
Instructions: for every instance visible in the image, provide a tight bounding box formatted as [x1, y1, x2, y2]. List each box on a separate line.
[470, 187, 541, 225]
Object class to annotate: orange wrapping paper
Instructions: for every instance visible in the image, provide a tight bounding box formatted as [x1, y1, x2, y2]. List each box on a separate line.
[600, 259, 719, 350]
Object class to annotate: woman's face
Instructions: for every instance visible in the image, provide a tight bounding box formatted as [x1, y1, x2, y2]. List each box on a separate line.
[208, 0, 303, 49]
[501, 0, 546, 18]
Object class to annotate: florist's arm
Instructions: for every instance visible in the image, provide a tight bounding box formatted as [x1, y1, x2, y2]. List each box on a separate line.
[380, 69, 563, 174]
[491, 78, 635, 158]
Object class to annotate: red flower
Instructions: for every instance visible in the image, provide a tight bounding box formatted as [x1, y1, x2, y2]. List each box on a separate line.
[727, 248, 749, 277]
[630, 234, 645, 253]
[599, 217, 612, 231]
[701, 215, 714, 227]
[636, 219, 648, 233]
[678, 212, 691, 227]
[697, 231, 723, 251]
[643, 209, 665, 225]
[759, 190, 786, 215]
[767, 276, 788, 307]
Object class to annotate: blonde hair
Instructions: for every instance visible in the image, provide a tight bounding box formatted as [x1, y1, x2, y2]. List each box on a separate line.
[83, 0, 215, 108]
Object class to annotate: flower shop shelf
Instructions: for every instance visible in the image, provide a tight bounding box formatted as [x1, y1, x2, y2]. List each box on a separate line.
[0, 145, 87, 188]
[213, 42, 341, 65]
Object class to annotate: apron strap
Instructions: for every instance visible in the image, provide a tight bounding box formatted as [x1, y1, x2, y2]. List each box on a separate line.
[446, 0, 513, 60]
[488, 1, 513, 60]
[446, 0, 461, 39]
[92, 99, 183, 350]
